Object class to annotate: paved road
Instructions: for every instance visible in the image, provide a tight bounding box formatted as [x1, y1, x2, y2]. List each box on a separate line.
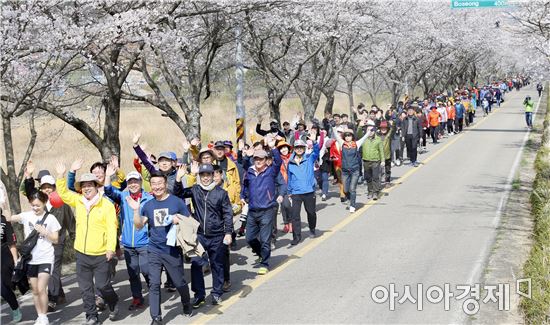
[1, 86, 539, 324]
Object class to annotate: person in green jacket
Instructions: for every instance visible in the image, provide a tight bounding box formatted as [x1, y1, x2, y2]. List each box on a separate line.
[357, 120, 384, 200]
[378, 120, 395, 187]
[523, 95, 534, 129]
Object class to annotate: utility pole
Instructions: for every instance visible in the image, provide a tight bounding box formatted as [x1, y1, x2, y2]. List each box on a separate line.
[235, 26, 246, 143]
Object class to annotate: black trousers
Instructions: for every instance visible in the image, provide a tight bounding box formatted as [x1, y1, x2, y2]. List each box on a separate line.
[447, 119, 454, 133]
[48, 241, 65, 302]
[430, 126, 438, 143]
[405, 135, 418, 163]
[384, 158, 392, 183]
[456, 118, 464, 132]
[1, 257, 18, 310]
[290, 192, 317, 240]
[75, 252, 119, 319]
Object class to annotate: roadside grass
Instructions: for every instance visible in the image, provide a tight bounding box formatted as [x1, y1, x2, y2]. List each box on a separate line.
[520, 86, 550, 324]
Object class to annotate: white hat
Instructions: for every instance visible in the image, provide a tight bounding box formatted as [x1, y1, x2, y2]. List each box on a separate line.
[125, 171, 142, 182]
[40, 175, 56, 186]
[366, 120, 376, 127]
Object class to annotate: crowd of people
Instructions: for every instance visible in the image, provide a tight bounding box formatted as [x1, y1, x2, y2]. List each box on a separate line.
[0, 76, 534, 325]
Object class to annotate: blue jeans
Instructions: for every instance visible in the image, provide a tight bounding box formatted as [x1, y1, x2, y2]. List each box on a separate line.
[342, 169, 360, 208]
[124, 246, 149, 301]
[246, 206, 276, 268]
[191, 234, 225, 298]
[148, 249, 190, 319]
[320, 171, 329, 196]
[525, 112, 533, 127]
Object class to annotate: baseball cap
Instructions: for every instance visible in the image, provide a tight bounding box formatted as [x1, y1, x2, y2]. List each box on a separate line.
[125, 171, 142, 182]
[40, 175, 56, 186]
[366, 120, 375, 127]
[214, 141, 226, 149]
[253, 150, 268, 158]
[223, 140, 234, 148]
[158, 152, 177, 161]
[35, 170, 51, 181]
[294, 139, 307, 147]
[198, 164, 214, 174]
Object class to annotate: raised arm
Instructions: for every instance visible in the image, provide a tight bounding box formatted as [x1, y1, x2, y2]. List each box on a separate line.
[55, 162, 80, 208]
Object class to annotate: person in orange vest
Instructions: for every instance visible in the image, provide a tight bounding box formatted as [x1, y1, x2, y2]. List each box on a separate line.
[428, 106, 441, 144]
[446, 101, 456, 135]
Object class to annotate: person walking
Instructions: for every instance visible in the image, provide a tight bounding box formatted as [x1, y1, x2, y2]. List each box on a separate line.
[536, 83, 543, 97]
[333, 124, 369, 212]
[129, 172, 193, 324]
[446, 101, 456, 135]
[523, 95, 535, 129]
[428, 106, 441, 144]
[455, 100, 465, 133]
[358, 121, 384, 200]
[241, 137, 282, 274]
[402, 107, 423, 167]
[55, 164, 120, 325]
[22, 163, 75, 312]
[1, 182, 22, 323]
[287, 129, 324, 245]
[7, 191, 61, 325]
[173, 163, 233, 308]
[104, 167, 154, 311]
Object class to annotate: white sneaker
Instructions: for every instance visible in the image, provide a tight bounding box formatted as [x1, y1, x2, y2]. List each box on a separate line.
[349, 206, 356, 213]
[34, 316, 49, 325]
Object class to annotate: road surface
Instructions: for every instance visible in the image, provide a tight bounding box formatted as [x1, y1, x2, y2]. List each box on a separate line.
[1, 86, 540, 324]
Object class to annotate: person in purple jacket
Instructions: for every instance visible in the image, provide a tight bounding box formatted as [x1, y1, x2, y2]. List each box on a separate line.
[241, 136, 282, 275]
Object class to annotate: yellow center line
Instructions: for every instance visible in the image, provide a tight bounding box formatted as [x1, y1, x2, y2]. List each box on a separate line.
[191, 105, 502, 324]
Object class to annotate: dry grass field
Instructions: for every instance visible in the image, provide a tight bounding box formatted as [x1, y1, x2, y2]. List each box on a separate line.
[2, 91, 383, 178]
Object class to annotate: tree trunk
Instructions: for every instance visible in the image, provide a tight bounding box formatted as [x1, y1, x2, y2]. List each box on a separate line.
[1, 114, 21, 214]
[186, 97, 202, 140]
[346, 79, 354, 112]
[268, 88, 282, 124]
[101, 95, 122, 161]
[391, 84, 401, 107]
[324, 93, 335, 117]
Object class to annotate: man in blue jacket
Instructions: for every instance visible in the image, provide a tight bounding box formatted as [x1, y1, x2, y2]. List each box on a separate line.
[241, 137, 282, 275]
[288, 130, 324, 246]
[104, 169, 154, 311]
[455, 101, 465, 133]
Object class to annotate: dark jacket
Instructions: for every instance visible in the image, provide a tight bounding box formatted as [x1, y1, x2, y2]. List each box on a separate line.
[256, 123, 285, 138]
[174, 182, 233, 237]
[401, 116, 422, 139]
[23, 178, 75, 243]
[241, 149, 283, 210]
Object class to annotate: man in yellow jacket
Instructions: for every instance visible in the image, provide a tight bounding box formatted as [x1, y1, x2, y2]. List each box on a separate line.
[55, 162, 119, 325]
[212, 141, 241, 200]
